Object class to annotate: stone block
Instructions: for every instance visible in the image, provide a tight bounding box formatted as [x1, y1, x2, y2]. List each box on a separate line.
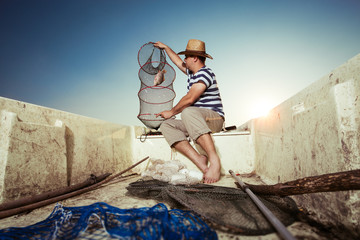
[0, 110, 67, 202]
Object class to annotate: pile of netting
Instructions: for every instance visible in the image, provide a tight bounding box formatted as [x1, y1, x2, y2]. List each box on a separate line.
[126, 179, 300, 235]
[137, 42, 176, 129]
[0, 202, 217, 240]
[141, 159, 203, 185]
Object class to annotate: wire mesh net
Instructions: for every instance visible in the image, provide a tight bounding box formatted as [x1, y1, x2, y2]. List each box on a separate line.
[138, 61, 175, 88]
[126, 179, 300, 235]
[137, 86, 176, 129]
[138, 42, 166, 75]
[137, 43, 176, 129]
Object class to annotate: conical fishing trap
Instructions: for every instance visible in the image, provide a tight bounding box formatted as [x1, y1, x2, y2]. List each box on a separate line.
[137, 42, 176, 129]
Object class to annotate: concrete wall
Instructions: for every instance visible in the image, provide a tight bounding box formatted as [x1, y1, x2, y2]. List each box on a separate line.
[0, 97, 134, 203]
[250, 53, 360, 236]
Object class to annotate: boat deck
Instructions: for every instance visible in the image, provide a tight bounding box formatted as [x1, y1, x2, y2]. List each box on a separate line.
[0, 173, 333, 239]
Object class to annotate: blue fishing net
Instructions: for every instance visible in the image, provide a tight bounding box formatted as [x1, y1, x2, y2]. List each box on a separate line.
[0, 202, 217, 240]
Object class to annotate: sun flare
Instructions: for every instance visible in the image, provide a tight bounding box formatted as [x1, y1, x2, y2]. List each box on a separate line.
[250, 99, 275, 119]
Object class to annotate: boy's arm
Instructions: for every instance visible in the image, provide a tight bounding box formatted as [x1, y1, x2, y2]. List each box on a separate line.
[153, 41, 186, 74]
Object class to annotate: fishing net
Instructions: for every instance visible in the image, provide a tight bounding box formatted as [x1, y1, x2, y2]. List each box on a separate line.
[137, 42, 176, 130]
[137, 42, 166, 75]
[0, 202, 217, 240]
[141, 159, 203, 185]
[137, 85, 175, 130]
[126, 179, 300, 235]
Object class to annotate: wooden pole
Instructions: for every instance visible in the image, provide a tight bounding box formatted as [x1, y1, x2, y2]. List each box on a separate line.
[0, 173, 111, 211]
[241, 169, 360, 196]
[0, 156, 149, 219]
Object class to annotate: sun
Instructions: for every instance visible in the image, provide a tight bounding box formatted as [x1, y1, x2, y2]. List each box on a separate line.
[250, 99, 275, 119]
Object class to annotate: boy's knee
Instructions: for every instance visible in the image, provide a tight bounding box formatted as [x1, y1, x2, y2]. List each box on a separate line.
[181, 107, 197, 120]
[159, 119, 177, 134]
[159, 120, 170, 133]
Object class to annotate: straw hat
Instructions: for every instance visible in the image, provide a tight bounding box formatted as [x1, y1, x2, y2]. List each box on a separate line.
[178, 39, 213, 59]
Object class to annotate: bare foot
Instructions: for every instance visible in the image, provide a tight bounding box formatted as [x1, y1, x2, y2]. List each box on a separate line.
[196, 155, 209, 173]
[203, 156, 221, 184]
[194, 155, 209, 174]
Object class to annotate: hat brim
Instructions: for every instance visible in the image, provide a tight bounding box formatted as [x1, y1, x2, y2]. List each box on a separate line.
[177, 50, 213, 59]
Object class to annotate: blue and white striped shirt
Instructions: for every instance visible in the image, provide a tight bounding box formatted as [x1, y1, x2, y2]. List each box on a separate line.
[187, 66, 224, 117]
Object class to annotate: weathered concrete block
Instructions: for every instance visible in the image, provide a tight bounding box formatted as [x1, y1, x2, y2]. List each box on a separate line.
[0, 96, 134, 202]
[66, 122, 134, 185]
[251, 53, 360, 237]
[0, 110, 67, 202]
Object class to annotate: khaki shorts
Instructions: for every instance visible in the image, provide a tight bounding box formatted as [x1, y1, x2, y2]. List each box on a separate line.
[159, 107, 224, 146]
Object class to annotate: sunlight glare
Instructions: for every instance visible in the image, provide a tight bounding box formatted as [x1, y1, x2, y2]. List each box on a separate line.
[250, 99, 275, 119]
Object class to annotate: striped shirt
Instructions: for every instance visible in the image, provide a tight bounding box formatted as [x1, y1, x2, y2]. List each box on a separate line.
[187, 66, 225, 117]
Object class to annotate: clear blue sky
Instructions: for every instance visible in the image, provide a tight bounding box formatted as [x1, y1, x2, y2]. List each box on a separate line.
[1, 0, 359, 127]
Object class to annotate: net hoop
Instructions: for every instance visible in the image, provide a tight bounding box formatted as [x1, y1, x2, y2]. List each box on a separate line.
[138, 86, 176, 104]
[137, 42, 166, 68]
[138, 61, 176, 88]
